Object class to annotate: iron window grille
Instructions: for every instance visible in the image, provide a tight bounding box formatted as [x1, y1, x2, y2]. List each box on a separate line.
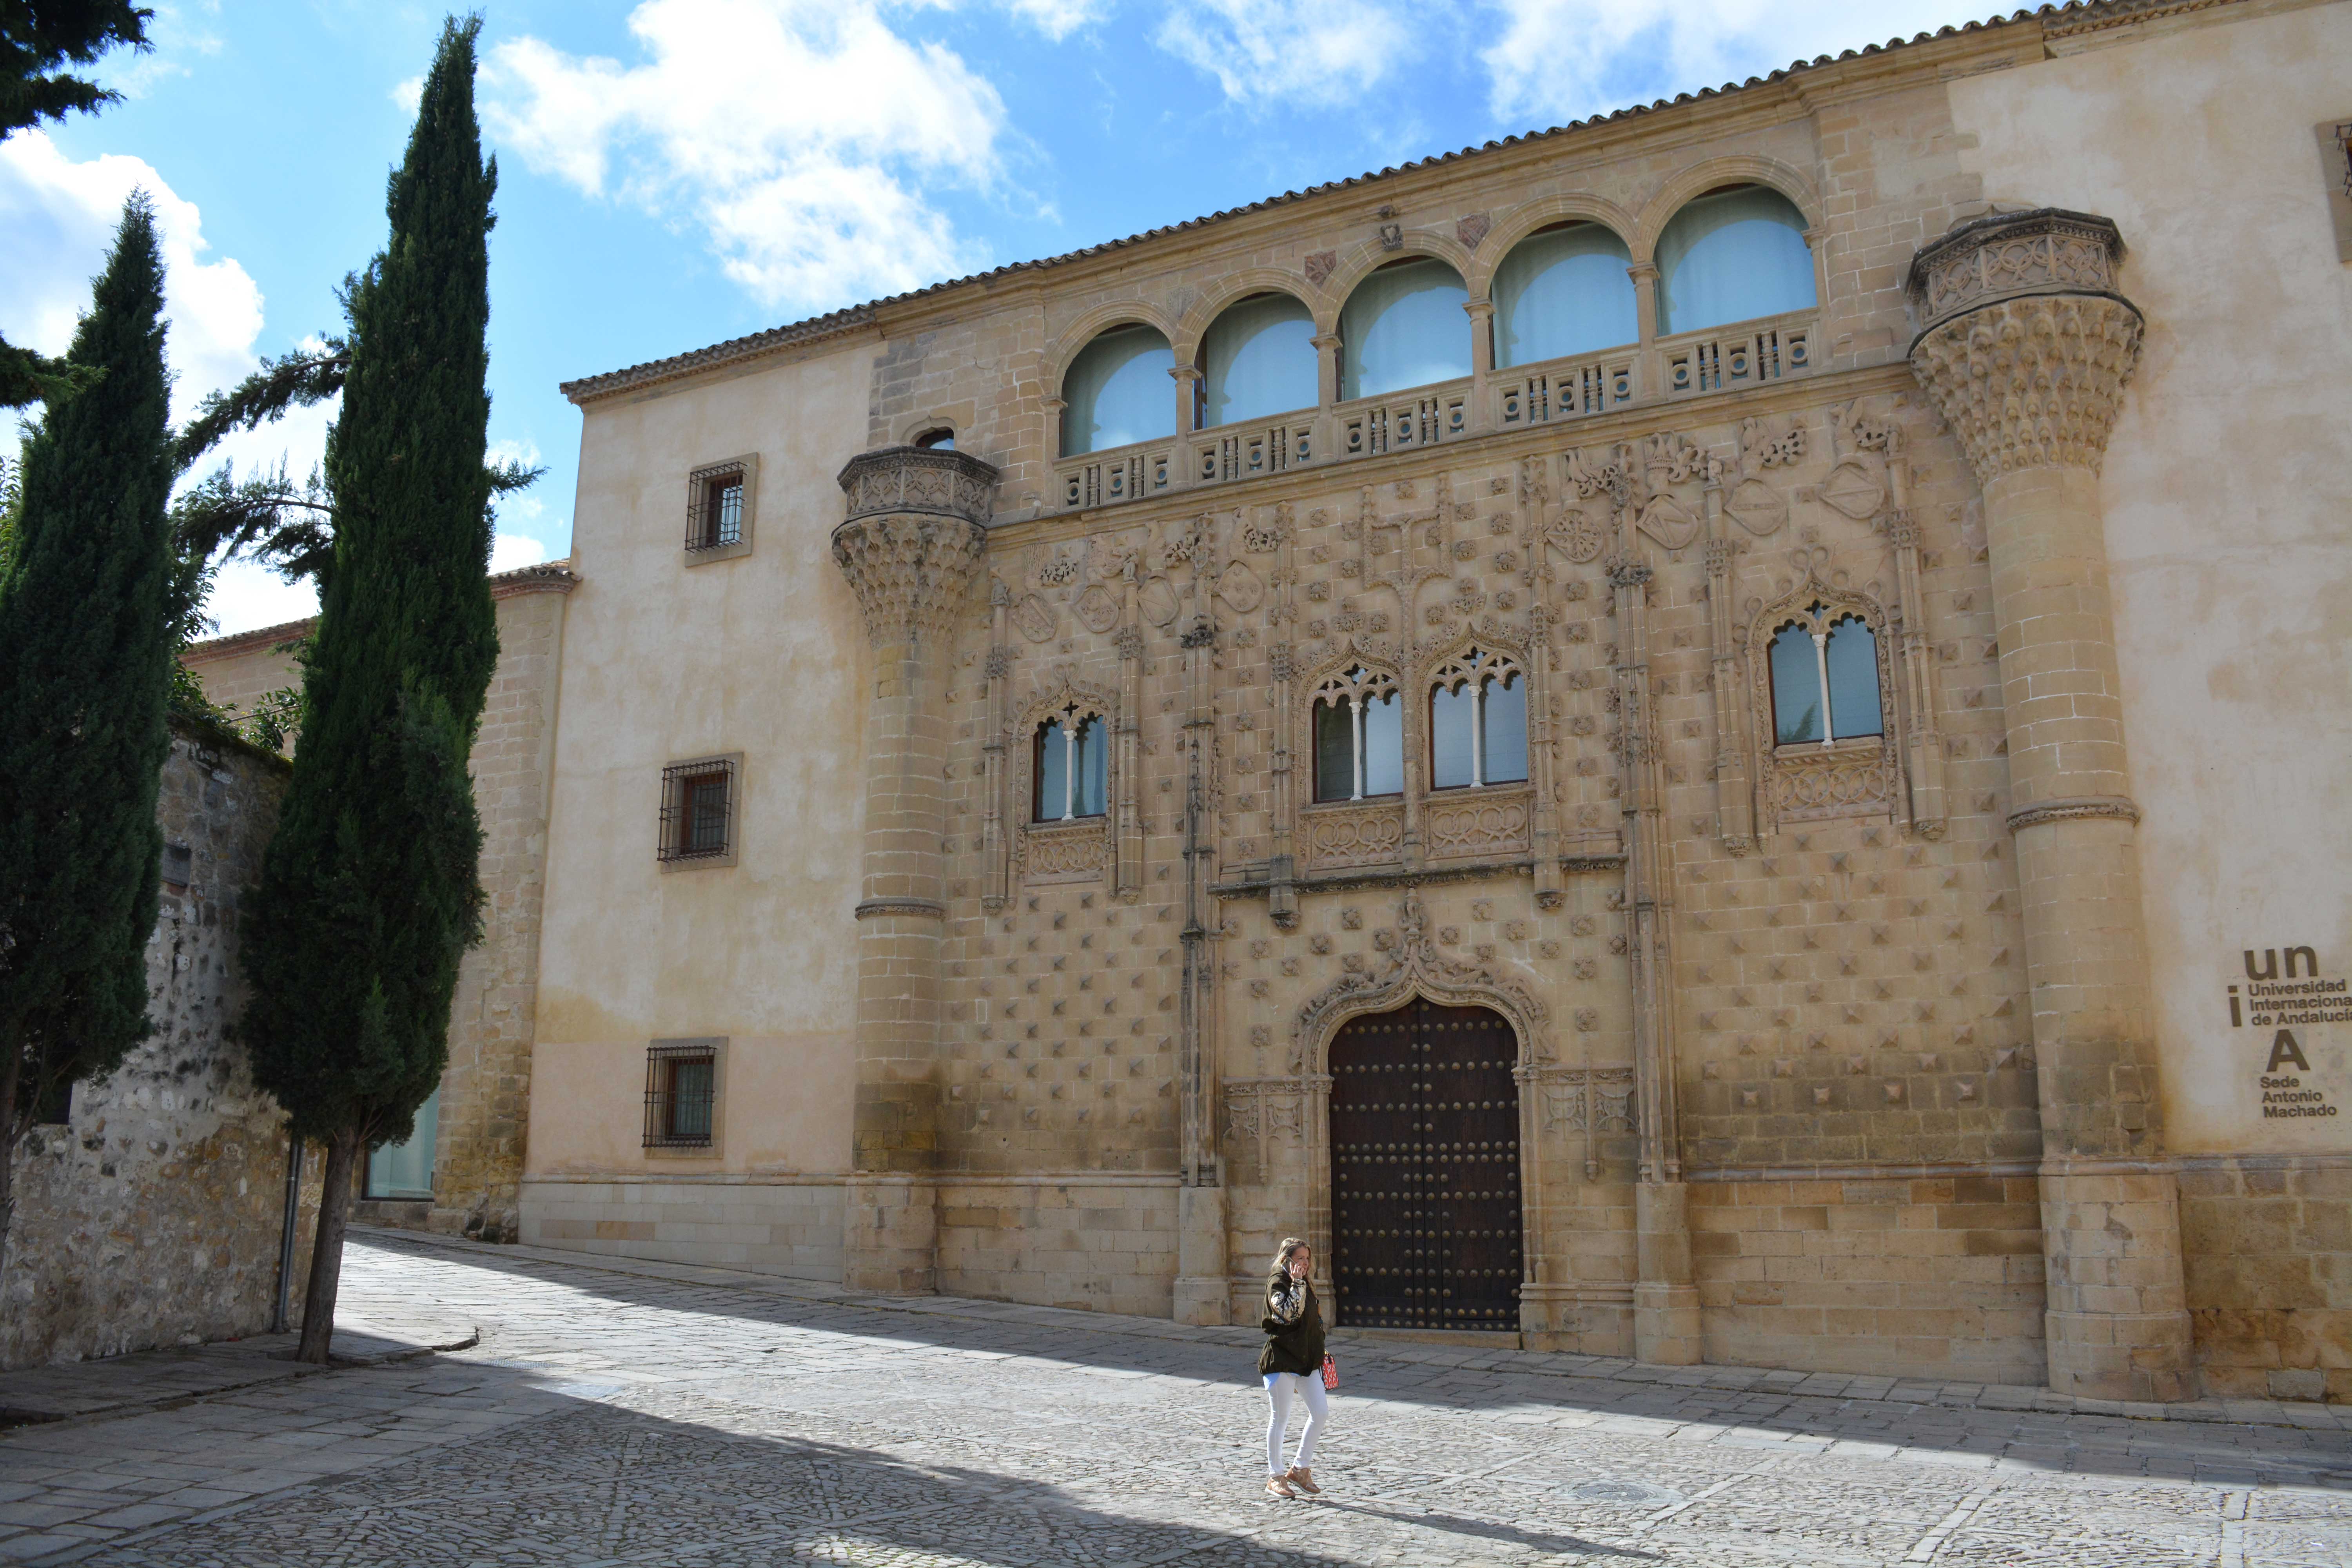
[659, 758, 737, 864]
[686, 465, 746, 552]
[642, 1042, 717, 1149]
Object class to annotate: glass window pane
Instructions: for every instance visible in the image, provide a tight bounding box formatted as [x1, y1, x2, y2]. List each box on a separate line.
[1769, 623, 1824, 745]
[1494, 223, 1637, 367]
[367, 1087, 437, 1200]
[1824, 616, 1883, 739]
[1060, 324, 1175, 456]
[1034, 722, 1068, 820]
[1482, 673, 1529, 784]
[1656, 186, 1817, 336]
[685, 773, 728, 852]
[1313, 700, 1354, 803]
[1202, 293, 1317, 429]
[1076, 717, 1108, 816]
[1431, 682, 1476, 789]
[1362, 691, 1403, 797]
[1339, 258, 1470, 401]
[669, 1060, 713, 1140]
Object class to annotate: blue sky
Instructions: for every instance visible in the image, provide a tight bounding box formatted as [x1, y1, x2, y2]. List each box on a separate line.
[2, 0, 1991, 636]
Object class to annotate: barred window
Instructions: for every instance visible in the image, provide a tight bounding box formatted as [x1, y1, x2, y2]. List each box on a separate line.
[658, 755, 742, 867]
[643, 1040, 719, 1149]
[684, 456, 757, 561]
[688, 469, 743, 550]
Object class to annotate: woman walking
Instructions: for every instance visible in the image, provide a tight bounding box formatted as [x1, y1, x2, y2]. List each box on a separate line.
[1258, 1236, 1328, 1499]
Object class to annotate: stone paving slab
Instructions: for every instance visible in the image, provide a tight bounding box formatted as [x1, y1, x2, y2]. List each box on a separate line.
[0, 1230, 2345, 1565]
[353, 1225, 2348, 1435]
[0, 1314, 479, 1426]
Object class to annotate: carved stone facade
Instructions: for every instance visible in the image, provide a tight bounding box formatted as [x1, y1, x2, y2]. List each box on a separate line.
[524, 0, 2352, 1404]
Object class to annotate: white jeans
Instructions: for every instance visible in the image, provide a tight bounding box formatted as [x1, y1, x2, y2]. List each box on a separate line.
[1263, 1371, 1327, 1475]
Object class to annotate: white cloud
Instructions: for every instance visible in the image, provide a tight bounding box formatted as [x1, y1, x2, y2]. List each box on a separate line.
[391, 74, 424, 113]
[978, 0, 1108, 41]
[1475, 1, 1991, 127]
[0, 130, 263, 426]
[483, 0, 1013, 311]
[490, 532, 550, 573]
[203, 560, 319, 640]
[1152, 0, 1410, 109]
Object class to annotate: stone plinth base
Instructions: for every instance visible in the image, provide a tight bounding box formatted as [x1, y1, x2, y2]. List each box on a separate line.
[2040, 1167, 2194, 1401]
[844, 1176, 939, 1296]
[1635, 1181, 1702, 1365]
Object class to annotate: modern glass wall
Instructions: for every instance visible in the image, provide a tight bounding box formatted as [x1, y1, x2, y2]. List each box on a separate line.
[1200, 292, 1317, 428]
[1492, 222, 1637, 367]
[1339, 258, 1470, 401]
[1655, 185, 1816, 337]
[1060, 323, 1175, 456]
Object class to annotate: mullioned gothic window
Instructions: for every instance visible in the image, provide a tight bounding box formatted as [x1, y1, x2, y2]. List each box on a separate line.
[1033, 704, 1109, 822]
[1428, 648, 1528, 789]
[1311, 666, 1403, 803]
[1766, 605, 1883, 746]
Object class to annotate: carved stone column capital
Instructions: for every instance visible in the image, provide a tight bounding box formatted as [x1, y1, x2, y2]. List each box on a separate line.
[832, 446, 999, 649]
[1906, 209, 2144, 481]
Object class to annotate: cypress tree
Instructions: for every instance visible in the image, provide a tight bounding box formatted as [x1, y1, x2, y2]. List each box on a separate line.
[240, 14, 499, 1363]
[0, 194, 177, 1269]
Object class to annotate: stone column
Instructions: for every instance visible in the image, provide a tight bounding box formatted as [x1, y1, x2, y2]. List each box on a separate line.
[1906, 209, 2192, 1402]
[831, 445, 999, 1295]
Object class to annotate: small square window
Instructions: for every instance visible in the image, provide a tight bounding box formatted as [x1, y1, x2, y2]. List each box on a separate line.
[162, 842, 193, 891]
[659, 754, 742, 868]
[643, 1039, 722, 1150]
[683, 454, 758, 563]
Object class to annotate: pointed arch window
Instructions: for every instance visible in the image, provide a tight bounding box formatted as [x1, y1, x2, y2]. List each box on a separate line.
[1311, 667, 1402, 804]
[1033, 705, 1108, 821]
[1429, 649, 1528, 789]
[1767, 606, 1882, 746]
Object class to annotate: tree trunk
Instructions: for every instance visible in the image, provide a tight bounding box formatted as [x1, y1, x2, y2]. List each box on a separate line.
[295, 1125, 358, 1364]
[0, 1041, 22, 1283]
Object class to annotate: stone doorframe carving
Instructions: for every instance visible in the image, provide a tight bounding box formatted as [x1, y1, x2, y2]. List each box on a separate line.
[1285, 890, 1557, 1326]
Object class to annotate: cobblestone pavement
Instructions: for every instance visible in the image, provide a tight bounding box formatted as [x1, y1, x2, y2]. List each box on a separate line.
[3, 1232, 2349, 1566]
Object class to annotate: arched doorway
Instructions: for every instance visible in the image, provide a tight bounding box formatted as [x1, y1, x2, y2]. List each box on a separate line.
[1327, 999, 1522, 1331]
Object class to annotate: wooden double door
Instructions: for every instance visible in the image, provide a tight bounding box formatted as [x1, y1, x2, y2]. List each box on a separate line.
[1328, 1000, 1523, 1331]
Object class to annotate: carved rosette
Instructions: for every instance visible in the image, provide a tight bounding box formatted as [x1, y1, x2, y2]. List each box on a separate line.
[1905, 209, 2143, 481]
[833, 446, 1000, 650]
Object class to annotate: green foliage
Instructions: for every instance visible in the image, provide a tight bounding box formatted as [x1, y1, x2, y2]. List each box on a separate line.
[0, 194, 178, 1154]
[240, 685, 302, 753]
[0, 0, 154, 134]
[240, 16, 500, 1154]
[0, 3, 155, 410]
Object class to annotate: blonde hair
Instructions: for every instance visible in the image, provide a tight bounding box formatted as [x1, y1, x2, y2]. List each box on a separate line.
[1268, 1236, 1309, 1279]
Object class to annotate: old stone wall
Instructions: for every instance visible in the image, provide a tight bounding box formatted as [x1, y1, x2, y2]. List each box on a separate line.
[2, 721, 321, 1369]
[183, 563, 576, 1244]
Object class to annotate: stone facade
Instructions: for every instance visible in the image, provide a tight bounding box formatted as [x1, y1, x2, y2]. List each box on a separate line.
[180, 561, 577, 1243]
[2, 721, 323, 1369]
[524, 0, 2352, 1401]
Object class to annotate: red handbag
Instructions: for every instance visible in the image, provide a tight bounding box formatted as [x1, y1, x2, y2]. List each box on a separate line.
[1321, 1354, 1338, 1392]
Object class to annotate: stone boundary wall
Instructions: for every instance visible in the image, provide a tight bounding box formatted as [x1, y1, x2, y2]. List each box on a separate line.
[2, 721, 322, 1368]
